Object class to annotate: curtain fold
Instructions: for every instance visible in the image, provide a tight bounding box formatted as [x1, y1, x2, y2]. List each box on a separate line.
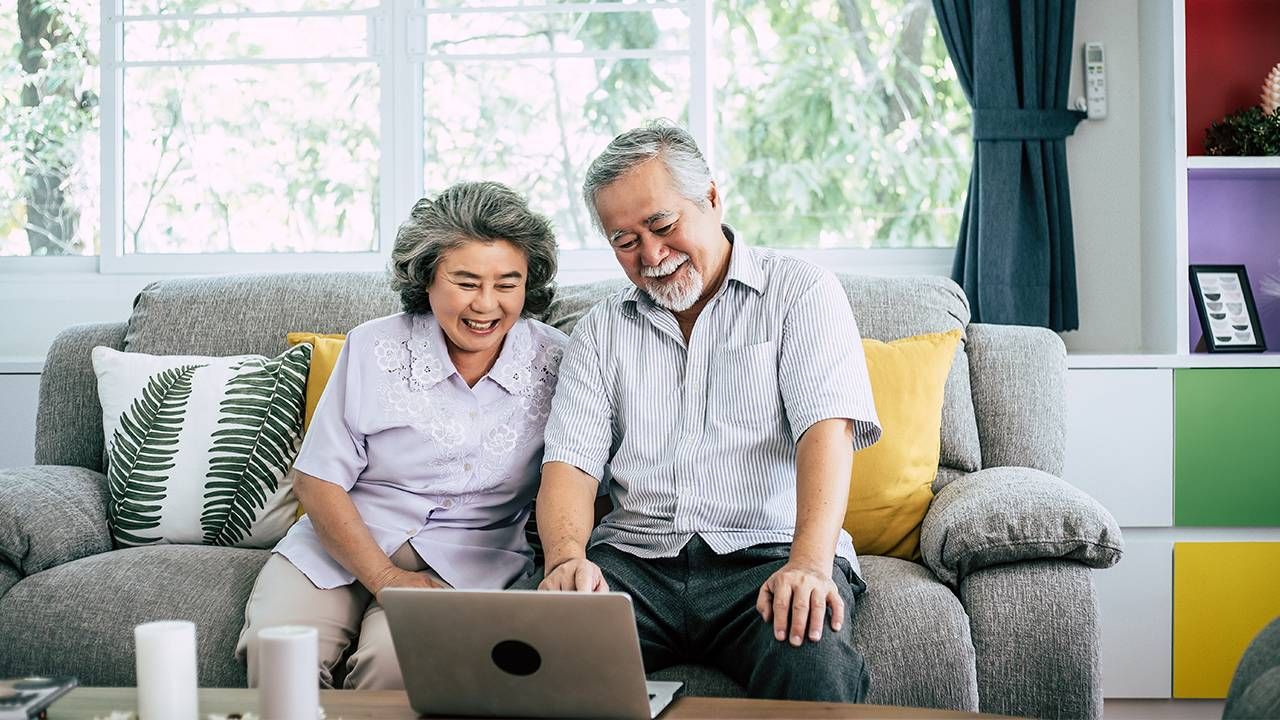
[931, 0, 1086, 331]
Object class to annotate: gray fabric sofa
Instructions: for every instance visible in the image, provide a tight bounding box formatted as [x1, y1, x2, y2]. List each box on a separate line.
[1224, 615, 1280, 719]
[0, 271, 1123, 719]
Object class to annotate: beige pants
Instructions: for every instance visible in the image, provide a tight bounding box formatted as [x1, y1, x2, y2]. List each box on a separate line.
[235, 543, 435, 690]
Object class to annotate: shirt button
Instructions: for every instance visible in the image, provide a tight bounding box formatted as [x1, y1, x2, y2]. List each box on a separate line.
[443, 499, 455, 509]
[464, 463, 472, 471]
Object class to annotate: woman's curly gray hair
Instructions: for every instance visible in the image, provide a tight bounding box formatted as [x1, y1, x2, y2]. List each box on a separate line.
[389, 181, 558, 317]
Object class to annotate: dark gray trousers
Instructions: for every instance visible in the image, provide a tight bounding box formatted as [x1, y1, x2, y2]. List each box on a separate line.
[522, 536, 870, 703]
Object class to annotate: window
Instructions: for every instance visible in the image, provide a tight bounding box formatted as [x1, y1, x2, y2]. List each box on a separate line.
[714, 0, 970, 249]
[0, 0, 967, 266]
[1, 0, 100, 257]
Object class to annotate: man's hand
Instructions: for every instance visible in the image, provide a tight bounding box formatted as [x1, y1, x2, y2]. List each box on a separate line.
[539, 557, 610, 592]
[755, 561, 844, 646]
[370, 566, 450, 603]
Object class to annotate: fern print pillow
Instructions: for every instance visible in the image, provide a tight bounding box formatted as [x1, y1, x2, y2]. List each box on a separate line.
[91, 344, 312, 549]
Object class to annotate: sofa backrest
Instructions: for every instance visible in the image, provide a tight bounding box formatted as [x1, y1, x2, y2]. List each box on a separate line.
[123, 272, 402, 357]
[38, 270, 982, 475]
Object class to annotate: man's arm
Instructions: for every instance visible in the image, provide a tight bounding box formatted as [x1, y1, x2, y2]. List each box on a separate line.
[792, 417, 856, 571]
[756, 420, 855, 645]
[764, 270, 880, 646]
[536, 461, 609, 592]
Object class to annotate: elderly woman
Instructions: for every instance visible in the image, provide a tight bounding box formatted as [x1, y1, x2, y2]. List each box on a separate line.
[236, 181, 567, 690]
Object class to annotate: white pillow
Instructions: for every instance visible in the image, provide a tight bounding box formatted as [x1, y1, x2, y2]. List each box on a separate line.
[92, 344, 312, 548]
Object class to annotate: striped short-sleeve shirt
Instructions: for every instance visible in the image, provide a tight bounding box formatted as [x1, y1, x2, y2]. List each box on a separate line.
[542, 227, 881, 579]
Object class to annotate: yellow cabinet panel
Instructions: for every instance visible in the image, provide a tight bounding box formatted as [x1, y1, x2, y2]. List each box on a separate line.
[1173, 542, 1280, 698]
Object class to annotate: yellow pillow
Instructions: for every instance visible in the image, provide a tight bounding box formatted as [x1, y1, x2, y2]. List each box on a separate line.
[286, 332, 347, 432]
[285, 332, 347, 519]
[845, 329, 961, 561]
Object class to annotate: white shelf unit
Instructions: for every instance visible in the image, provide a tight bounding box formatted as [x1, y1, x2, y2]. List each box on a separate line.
[1185, 156, 1280, 171]
[1072, 0, 1280, 700]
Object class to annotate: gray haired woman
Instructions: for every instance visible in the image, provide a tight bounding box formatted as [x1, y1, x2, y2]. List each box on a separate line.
[236, 181, 567, 690]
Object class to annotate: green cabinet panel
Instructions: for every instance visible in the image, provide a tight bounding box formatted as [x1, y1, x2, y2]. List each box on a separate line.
[1175, 369, 1280, 526]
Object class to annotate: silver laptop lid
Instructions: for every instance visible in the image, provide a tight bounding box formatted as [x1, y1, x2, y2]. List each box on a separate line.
[382, 589, 671, 720]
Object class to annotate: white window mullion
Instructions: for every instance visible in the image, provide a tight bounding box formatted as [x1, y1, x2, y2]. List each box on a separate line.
[374, 0, 397, 263]
[99, 0, 125, 273]
[687, 0, 713, 171]
[388, 0, 426, 257]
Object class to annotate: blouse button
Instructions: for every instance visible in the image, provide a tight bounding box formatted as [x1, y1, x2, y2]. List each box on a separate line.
[443, 499, 455, 509]
[464, 462, 472, 472]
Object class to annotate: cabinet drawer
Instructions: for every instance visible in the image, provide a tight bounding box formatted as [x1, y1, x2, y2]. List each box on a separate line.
[1174, 369, 1280, 526]
[1066, 369, 1172, 526]
[1172, 542, 1280, 698]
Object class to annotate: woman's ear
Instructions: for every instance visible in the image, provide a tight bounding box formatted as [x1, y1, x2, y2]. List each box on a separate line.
[707, 180, 720, 209]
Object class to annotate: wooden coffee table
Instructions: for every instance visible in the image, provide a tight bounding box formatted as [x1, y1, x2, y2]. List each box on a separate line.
[48, 687, 1008, 719]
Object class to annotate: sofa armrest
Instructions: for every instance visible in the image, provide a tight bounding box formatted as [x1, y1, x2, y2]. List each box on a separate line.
[961, 559, 1103, 719]
[35, 320, 127, 471]
[920, 467, 1123, 587]
[0, 465, 112, 578]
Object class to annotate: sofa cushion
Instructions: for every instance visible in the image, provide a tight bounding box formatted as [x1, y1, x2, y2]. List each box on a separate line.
[847, 330, 961, 560]
[836, 275, 981, 474]
[93, 346, 310, 548]
[125, 272, 400, 357]
[639, 557, 980, 712]
[286, 332, 347, 432]
[853, 555, 979, 711]
[0, 545, 269, 687]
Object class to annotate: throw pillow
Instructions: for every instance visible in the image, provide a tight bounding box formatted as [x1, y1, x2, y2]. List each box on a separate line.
[285, 332, 347, 432]
[845, 329, 961, 561]
[285, 332, 347, 520]
[92, 344, 312, 548]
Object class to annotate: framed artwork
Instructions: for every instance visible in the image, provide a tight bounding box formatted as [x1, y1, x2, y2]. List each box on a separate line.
[1189, 264, 1267, 353]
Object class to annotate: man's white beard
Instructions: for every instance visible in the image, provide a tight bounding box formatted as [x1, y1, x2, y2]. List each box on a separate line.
[641, 253, 703, 312]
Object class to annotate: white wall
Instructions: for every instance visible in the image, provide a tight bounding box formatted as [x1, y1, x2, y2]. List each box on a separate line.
[1066, 0, 1145, 353]
[0, 374, 39, 466]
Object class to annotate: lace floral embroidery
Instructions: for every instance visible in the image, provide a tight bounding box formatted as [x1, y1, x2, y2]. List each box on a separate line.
[373, 316, 563, 505]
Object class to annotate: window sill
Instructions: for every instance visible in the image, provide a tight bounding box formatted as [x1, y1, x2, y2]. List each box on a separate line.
[0, 247, 953, 278]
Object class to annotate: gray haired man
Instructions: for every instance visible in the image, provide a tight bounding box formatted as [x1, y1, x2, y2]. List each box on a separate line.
[532, 121, 882, 701]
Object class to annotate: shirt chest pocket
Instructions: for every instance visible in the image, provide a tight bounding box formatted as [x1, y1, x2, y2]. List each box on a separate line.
[707, 341, 780, 428]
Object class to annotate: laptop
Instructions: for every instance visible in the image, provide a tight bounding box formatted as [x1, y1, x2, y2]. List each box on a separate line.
[382, 588, 682, 719]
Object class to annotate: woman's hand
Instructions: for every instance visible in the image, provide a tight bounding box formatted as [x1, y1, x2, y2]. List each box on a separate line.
[370, 566, 450, 603]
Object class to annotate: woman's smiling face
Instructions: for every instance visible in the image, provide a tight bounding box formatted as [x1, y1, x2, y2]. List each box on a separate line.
[427, 238, 528, 365]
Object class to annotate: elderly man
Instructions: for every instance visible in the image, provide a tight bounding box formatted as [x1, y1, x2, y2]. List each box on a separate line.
[533, 121, 881, 702]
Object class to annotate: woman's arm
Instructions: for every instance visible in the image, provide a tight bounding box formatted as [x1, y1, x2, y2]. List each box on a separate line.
[293, 469, 444, 597]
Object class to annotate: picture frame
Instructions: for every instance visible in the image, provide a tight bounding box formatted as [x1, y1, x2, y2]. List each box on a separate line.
[1189, 264, 1267, 353]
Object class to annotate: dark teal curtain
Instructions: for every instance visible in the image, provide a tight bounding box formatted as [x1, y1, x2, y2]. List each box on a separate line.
[931, 0, 1087, 331]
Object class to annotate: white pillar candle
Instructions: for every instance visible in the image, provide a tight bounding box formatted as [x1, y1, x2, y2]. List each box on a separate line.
[257, 625, 320, 720]
[133, 620, 199, 720]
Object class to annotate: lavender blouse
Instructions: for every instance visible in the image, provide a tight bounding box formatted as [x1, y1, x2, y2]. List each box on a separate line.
[274, 312, 568, 590]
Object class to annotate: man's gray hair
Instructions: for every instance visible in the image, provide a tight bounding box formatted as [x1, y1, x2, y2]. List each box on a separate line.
[582, 120, 713, 234]
[389, 181, 558, 317]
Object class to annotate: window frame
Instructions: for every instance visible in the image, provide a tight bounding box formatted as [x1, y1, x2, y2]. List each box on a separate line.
[1, 0, 957, 276]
